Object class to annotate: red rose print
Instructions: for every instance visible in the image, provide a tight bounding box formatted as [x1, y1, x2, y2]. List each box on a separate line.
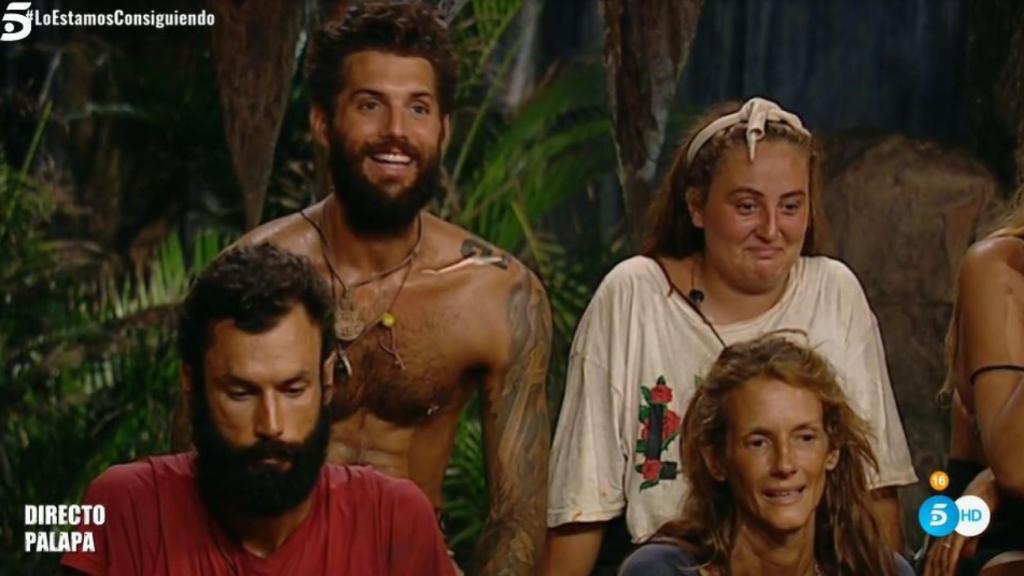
[662, 410, 681, 439]
[636, 376, 681, 490]
[642, 459, 662, 481]
[650, 384, 672, 404]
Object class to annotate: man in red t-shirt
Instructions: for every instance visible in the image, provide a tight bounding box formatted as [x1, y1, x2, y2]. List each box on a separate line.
[62, 244, 454, 576]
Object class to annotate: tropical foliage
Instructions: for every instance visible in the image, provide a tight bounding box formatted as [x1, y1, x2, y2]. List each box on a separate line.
[1, 128, 228, 572]
[438, 0, 620, 561]
[1, 0, 623, 571]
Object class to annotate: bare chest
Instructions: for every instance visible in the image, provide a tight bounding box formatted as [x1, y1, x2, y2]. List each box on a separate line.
[329, 285, 486, 426]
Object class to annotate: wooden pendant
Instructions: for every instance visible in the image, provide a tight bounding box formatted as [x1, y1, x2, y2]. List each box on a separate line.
[334, 292, 364, 342]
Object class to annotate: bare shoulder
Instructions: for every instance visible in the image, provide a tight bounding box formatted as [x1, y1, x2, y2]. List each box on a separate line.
[420, 212, 547, 298]
[420, 214, 550, 372]
[960, 235, 1024, 287]
[233, 200, 325, 259]
[956, 235, 1024, 368]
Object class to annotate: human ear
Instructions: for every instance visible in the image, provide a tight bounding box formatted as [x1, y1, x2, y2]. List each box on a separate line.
[825, 448, 839, 471]
[700, 444, 727, 481]
[320, 349, 337, 406]
[440, 114, 452, 154]
[180, 365, 194, 398]
[310, 106, 330, 148]
[686, 187, 706, 229]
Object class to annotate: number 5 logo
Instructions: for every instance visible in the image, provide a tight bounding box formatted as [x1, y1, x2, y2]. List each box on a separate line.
[919, 495, 958, 537]
[2, 2, 33, 42]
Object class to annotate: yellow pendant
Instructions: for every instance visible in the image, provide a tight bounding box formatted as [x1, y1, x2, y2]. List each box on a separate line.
[381, 312, 396, 329]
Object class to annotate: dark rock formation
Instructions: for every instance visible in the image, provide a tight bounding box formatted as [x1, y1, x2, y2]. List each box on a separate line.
[821, 134, 1004, 547]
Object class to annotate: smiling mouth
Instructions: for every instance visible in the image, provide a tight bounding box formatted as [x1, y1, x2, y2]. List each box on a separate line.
[763, 486, 806, 503]
[369, 152, 413, 166]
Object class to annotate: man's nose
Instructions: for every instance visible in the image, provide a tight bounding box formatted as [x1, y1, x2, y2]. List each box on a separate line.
[254, 393, 283, 439]
[382, 107, 406, 139]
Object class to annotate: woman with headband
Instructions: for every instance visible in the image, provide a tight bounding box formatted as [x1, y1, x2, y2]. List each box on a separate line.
[923, 194, 1024, 576]
[620, 334, 915, 576]
[542, 98, 917, 575]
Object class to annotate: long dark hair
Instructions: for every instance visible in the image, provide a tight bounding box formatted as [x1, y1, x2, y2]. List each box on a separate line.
[641, 101, 829, 258]
[657, 334, 898, 576]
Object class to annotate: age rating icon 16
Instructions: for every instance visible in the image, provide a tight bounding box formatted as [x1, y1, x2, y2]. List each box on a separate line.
[929, 470, 949, 491]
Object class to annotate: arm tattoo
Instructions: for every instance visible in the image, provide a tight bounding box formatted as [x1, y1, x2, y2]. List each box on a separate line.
[471, 271, 552, 575]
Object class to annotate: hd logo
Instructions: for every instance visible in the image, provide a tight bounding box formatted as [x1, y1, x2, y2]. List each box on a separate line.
[1, 2, 32, 42]
[918, 495, 991, 538]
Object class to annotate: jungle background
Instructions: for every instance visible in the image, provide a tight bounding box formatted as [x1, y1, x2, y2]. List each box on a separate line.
[3, 0, 1023, 572]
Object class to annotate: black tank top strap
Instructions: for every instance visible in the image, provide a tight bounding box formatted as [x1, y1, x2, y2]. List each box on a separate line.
[969, 364, 1024, 387]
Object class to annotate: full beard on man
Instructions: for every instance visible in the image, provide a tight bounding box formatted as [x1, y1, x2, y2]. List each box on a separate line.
[192, 390, 331, 519]
[327, 130, 442, 236]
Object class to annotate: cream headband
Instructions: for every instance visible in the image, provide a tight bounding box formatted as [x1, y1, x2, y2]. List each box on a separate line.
[685, 97, 810, 165]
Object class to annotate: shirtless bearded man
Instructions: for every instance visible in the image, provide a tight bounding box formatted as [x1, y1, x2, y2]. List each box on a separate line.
[191, 2, 551, 574]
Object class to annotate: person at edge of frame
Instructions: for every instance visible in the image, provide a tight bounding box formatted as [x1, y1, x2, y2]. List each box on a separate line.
[922, 189, 1024, 576]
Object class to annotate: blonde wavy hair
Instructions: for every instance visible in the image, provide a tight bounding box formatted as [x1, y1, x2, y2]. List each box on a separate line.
[940, 185, 1024, 398]
[656, 333, 898, 576]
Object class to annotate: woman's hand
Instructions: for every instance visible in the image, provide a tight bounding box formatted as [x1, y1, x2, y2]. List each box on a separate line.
[923, 468, 999, 576]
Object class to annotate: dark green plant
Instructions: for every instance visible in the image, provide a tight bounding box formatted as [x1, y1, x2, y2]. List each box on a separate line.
[441, 394, 488, 562]
[433, 0, 622, 566]
[1, 118, 227, 571]
[2, 2, 622, 573]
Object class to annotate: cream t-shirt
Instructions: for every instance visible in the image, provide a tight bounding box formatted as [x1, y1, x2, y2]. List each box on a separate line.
[547, 255, 918, 542]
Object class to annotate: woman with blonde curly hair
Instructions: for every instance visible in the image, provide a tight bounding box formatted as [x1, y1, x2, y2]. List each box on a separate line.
[620, 334, 913, 575]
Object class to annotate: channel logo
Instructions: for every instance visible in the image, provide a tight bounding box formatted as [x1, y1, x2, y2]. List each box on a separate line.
[1, 2, 32, 42]
[917, 494, 991, 537]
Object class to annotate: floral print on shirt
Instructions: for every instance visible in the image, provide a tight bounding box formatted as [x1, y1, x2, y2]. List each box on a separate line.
[634, 375, 681, 490]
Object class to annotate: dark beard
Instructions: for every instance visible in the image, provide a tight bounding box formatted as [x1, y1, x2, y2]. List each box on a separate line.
[328, 133, 441, 236]
[192, 393, 329, 518]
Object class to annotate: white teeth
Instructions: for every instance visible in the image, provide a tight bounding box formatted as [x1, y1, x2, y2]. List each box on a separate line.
[766, 488, 802, 498]
[371, 153, 411, 164]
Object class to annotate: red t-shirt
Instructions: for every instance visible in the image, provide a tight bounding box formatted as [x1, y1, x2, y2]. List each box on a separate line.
[61, 453, 454, 576]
